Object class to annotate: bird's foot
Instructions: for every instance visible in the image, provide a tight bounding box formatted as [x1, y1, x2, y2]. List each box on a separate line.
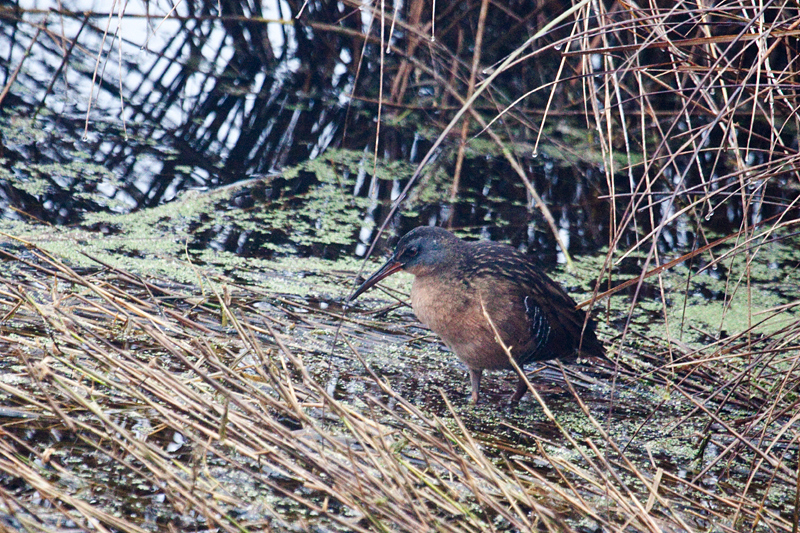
[469, 369, 482, 405]
[509, 377, 529, 405]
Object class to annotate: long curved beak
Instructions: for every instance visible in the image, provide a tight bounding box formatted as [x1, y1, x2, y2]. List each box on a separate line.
[349, 257, 404, 301]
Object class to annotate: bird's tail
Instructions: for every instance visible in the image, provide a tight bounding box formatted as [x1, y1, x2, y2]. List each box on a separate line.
[578, 323, 606, 359]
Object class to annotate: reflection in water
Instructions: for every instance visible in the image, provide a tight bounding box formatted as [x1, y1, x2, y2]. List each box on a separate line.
[557, 209, 570, 265]
[1, 0, 797, 263]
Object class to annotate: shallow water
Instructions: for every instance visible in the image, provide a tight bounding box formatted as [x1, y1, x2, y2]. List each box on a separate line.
[3, 1, 796, 267]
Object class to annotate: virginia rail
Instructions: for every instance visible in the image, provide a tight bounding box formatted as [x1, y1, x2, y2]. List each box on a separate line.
[350, 226, 605, 404]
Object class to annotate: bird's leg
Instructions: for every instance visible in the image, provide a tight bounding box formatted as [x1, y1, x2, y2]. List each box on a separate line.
[469, 368, 482, 404]
[510, 375, 528, 404]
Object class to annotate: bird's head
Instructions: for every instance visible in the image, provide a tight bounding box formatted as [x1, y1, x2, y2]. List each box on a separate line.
[349, 226, 462, 301]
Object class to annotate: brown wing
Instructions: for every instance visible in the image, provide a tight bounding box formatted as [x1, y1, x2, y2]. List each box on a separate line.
[463, 242, 604, 363]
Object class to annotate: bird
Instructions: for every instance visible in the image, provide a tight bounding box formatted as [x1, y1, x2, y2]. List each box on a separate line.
[349, 226, 605, 404]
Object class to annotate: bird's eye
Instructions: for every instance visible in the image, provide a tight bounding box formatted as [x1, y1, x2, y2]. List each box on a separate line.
[405, 246, 419, 258]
